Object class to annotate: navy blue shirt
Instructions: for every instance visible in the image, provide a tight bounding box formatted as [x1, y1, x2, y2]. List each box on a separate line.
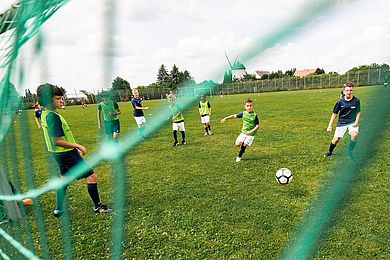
[333, 96, 360, 126]
[131, 97, 144, 117]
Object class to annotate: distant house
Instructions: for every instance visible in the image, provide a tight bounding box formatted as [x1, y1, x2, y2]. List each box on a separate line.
[294, 69, 316, 77]
[254, 70, 270, 79]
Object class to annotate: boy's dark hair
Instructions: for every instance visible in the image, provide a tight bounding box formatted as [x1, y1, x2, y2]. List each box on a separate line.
[37, 83, 64, 107]
[344, 81, 354, 89]
[244, 98, 253, 104]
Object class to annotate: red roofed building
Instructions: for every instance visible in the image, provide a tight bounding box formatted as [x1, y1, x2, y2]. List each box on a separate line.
[294, 69, 316, 77]
[254, 70, 270, 79]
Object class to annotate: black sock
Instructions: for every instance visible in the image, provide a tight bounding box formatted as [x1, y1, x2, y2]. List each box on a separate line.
[208, 125, 211, 131]
[348, 140, 357, 153]
[56, 185, 68, 211]
[328, 142, 337, 154]
[87, 183, 101, 208]
[238, 145, 247, 158]
[180, 131, 186, 142]
[8, 181, 17, 194]
[204, 126, 208, 133]
[173, 130, 178, 142]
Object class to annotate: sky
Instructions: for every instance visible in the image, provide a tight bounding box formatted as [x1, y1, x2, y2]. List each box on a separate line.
[3, 0, 390, 94]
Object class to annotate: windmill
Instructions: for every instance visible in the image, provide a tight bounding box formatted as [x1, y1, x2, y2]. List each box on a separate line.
[223, 52, 246, 83]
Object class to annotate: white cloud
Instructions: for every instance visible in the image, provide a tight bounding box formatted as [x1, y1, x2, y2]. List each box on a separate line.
[6, 0, 389, 92]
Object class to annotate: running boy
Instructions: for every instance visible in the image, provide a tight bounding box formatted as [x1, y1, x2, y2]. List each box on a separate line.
[97, 91, 121, 142]
[221, 98, 260, 162]
[199, 95, 212, 135]
[131, 89, 148, 137]
[324, 81, 360, 160]
[168, 94, 186, 146]
[33, 101, 42, 129]
[37, 83, 111, 217]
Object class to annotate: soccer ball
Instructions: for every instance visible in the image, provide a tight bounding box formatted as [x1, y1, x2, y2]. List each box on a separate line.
[275, 168, 293, 184]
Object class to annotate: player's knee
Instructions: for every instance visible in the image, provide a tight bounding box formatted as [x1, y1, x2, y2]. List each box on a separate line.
[86, 173, 98, 183]
[332, 137, 341, 144]
[351, 132, 358, 140]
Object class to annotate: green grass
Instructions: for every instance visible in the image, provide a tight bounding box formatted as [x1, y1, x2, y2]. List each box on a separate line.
[1, 86, 388, 259]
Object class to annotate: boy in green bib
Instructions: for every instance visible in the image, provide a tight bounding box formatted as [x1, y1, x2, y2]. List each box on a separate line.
[38, 83, 112, 217]
[221, 98, 260, 162]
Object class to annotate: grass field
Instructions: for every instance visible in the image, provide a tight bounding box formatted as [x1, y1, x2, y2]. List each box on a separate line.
[1, 86, 389, 259]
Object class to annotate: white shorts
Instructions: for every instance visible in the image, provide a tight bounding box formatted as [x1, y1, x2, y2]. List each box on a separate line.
[173, 122, 185, 131]
[334, 124, 359, 138]
[201, 115, 210, 124]
[236, 133, 255, 146]
[134, 116, 146, 126]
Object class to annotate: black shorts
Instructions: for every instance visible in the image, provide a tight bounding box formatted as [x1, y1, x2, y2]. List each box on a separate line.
[103, 119, 120, 136]
[52, 149, 94, 179]
[35, 110, 42, 118]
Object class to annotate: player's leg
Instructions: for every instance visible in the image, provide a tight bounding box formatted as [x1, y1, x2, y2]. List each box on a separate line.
[172, 123, 179, 146]
[347, 126, 359, 160]
[324, 126, 345, 157]
[180, 123, 186, 144]
[85, 173, 112, 213]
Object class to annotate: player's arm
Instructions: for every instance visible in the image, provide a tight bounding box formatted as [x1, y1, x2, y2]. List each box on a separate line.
[134, 106, 149, 110]
[52, 137, 87, 155]
[172, 112, 180, 121]
[47, 112, 88, 155]
[246, 115, 260, 135]
[113, 102, 121, 116]
[352, 112, 361, 127]
[97, 109, 102, 129]
[327, 113, 337, 132]
[221, 114, 237, 123]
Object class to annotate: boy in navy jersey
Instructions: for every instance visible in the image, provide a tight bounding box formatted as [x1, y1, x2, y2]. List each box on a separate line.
[324, 82, 361, 160]
[131, 89, 149, 137]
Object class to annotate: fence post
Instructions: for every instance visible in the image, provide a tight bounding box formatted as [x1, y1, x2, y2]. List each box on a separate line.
[378, 68, 381, 84]
[357, 70, 360, 86]
[368, 67, 370, 85]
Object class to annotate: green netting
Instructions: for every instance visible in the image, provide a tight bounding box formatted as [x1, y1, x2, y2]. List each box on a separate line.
[0, 0, 387, 259]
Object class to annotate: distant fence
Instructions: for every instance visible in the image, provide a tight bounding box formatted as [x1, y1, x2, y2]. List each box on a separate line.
[218, 68, 388, 96]
[25, 68, 388, 107]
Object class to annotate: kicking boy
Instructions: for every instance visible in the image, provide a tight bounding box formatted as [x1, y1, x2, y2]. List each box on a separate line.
[199, 95, 212, 135]
[37, 83, 111, 217]
[324, 81, 360, 160]
[168, 94, 186, 146]
[97, 91, 121, 142]
[131, 89, 149, 137]
[221, 98, 260, 162]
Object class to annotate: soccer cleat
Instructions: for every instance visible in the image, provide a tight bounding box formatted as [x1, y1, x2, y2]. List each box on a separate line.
[323, 152, 332, 158]
[236, 157, 242, 162]
[181, 141, 186, 145]
[208, 131, 213, 135]
[94, 204, 112, 213]
[173, 142, 179, 147]
[204, 132, 208, 136]
[53, 209, 63, 218]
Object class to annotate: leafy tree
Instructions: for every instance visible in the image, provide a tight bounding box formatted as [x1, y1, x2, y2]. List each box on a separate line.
[242, 73, 257, 82]
[284, 68, 296, 77]
[315, 68, 325, 75]
[268, 70, 283, 79]
[179, 70, 194, 85]
[157, 64, 170, 85]
[223, 71, 232, 83]
[170, 64, 180, 85]
[112, 76, 130, 90]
